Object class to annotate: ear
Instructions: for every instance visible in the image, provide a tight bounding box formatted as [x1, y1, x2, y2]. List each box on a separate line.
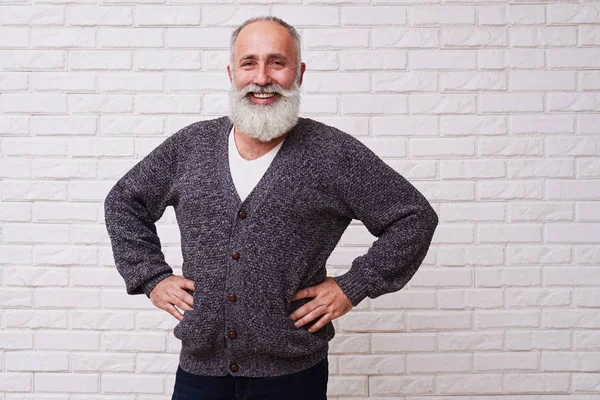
[227, 64, 232, 84]
[298, 62, 306, 87]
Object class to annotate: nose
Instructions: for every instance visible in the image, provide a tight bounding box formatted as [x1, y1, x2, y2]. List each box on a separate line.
[253, 63, 271, 87]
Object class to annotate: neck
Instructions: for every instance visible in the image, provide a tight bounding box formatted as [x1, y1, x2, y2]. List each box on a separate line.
[233, 126, 287, 160]
[234, 125, 286, 147]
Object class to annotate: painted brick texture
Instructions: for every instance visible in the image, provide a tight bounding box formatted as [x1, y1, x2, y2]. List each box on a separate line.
[1, 2, 599, 398]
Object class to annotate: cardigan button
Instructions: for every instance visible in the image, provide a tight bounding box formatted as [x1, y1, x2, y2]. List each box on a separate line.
[228, 330, 237, 339]
[228, 294, 237, 302]
[230, 363, 239, 372]
[232, 252, 240, 260]
[239, 210, 247, 219]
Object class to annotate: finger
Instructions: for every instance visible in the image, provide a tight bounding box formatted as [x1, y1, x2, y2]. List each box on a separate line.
[293, 304, 326, 328]
[170, 292, 193, 311]
[182, 279, 195, 291]
[164, 303, 184, 321]
[290, 297, 322, 321]
[289, 300, 311, 320]
[184, 291, 194, 309]
[290, 289, 304, 302]
[293, 284, 318, 301]
[307, 314, 329, 333]
[176, 288, 194, 309]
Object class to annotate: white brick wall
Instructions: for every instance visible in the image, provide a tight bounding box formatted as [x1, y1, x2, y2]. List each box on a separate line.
[1, 2, 599, 398]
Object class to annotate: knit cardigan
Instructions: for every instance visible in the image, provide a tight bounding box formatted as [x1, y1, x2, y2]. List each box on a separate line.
[103, 116, 439, 377]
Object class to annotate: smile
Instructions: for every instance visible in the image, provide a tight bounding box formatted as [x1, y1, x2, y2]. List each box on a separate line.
[251, 92, 277, 99]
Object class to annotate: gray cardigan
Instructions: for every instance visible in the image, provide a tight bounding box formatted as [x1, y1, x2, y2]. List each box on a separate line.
[103, 116, 438, 377]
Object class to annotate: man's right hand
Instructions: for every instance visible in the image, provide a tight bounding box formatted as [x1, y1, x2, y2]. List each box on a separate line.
[149, 275, 195, 321]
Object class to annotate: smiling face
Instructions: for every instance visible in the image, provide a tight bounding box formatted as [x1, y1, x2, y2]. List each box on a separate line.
[227, 20, 306, 142]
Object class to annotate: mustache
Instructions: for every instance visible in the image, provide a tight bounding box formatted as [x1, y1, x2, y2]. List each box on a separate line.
[234, 82, 299, 98]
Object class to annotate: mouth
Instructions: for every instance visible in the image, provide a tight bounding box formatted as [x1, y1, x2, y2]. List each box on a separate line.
[248, 92, 280, 104]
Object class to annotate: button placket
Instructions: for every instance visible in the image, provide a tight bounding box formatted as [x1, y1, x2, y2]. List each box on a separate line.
[226, 207, 247, 374]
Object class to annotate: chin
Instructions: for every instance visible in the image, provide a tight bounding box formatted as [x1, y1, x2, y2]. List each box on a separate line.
[228, 90, 301, 143]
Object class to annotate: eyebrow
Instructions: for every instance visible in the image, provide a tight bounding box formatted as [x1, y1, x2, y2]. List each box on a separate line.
[239, 53, 288, 63]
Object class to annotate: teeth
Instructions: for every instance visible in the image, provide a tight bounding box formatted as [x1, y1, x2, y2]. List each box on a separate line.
[252, 92, 275, 99]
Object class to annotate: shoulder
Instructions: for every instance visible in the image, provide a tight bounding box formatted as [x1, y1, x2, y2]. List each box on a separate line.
[297, 117, 378, 162]
[172, 116, 230, 143]
[167, 116, 231, 158]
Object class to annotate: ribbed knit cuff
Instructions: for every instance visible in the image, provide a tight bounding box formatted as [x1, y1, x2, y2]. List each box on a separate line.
[140, 271, 174, 298]
[333, 267, 370, 307]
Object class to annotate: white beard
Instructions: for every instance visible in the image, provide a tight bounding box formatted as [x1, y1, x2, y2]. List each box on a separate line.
[227, 75, 301, 143]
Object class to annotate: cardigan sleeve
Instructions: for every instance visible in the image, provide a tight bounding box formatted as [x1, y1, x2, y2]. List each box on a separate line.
[103, 133, 180, 297]
[332, 135, 439, 307]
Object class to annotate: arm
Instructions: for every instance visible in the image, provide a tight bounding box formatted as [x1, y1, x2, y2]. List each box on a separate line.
[103, 132, 181, 297]
[332, 136, 439, 307]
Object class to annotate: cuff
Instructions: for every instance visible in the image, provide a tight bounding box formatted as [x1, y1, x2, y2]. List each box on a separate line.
[140, 271, 174, 298]
[333, 266, 370, 307]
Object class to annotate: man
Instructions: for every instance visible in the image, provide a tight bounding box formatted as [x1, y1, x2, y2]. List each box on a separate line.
[104, 16, 438, 400]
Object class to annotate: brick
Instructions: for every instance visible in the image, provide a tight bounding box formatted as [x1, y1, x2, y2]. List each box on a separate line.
[5, 351, 69, 371]
[36, 373, 98, 393]
[511, 27, 577, 47]
[273, 5, 338, 26]
[66, 6, 132, 26]
[98, 27, 163, 48]
[342, 6, 406, 26]
[439, 331, 503, 351]
[506, 330, 571, 351]
[441, 27, 507, 47]
[373, 28, 437, 48]
[505, 373, 570, 394]
[407, 311, 471, 331]
[411, 5, 475, 25]
[136, 50, 202, 70]
[372, 333, 436, 352]
[0, 6, 64, 25]
[69, 50, 132, 70]
[479, 5, 544, 25]
[437, 374, 502, 395]
[136, 6, 200, 25]
[338, 355, 405, 375]
[342, 50, 406, 70]
[542, 352, 600, 372]
[370, 376, 434, 396]
[304, 29, 369, 49]
[475, 352, 539, 372]
[32, 28, 95, 48]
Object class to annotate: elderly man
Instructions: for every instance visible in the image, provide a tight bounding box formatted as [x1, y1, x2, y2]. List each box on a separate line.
[104, 16, 438, 400]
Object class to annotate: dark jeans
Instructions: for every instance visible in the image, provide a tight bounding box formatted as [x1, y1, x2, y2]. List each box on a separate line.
[172, 356, 329, 400]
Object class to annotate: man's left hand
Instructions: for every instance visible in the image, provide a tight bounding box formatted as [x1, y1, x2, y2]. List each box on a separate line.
[288, 276, 353, 333]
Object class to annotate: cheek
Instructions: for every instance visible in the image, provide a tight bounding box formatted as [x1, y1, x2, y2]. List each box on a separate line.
[274, 72, 296, 89]
[234, 73, 252, 89]
[238, 80, 251, 90]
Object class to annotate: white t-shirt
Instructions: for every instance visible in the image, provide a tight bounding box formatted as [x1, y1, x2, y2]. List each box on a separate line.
[228, 126, 285, 202]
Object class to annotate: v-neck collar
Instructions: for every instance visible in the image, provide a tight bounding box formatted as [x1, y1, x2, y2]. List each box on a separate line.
[215, 117, 302, 214]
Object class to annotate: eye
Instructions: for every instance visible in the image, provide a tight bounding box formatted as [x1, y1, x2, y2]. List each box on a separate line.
[274, 61, 284, 66]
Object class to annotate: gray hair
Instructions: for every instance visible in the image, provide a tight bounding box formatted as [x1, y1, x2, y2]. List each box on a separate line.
[229, 16, 302, 80]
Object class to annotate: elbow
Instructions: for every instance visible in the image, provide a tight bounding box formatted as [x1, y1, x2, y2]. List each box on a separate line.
[104, 178, 128, 212]
[431, 206, 439, 229]
[414, 203, 438, 250]
[103, 186, 118, 232]
[421, 202, 439, 233]
[103, 184, 118, 218]
[103, 180, 127, 225]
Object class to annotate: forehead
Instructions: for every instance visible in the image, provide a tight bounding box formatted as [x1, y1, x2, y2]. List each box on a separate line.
[233, 21, 296, 61]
